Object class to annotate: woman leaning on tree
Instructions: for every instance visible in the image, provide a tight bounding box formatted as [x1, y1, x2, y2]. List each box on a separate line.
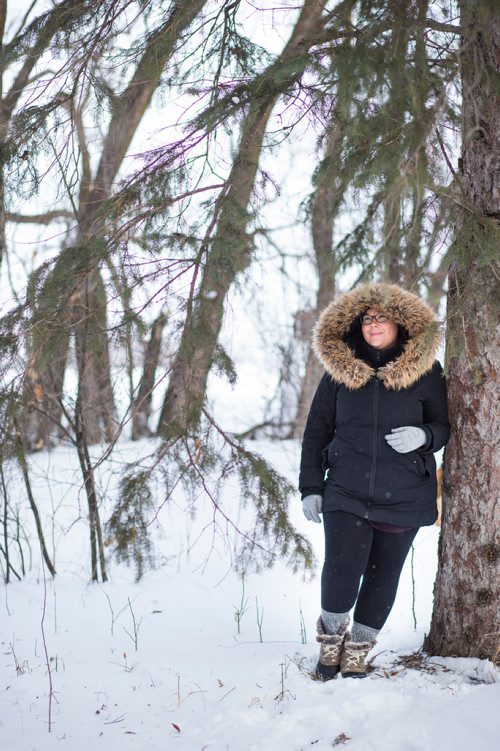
[299, 283, 450, 679]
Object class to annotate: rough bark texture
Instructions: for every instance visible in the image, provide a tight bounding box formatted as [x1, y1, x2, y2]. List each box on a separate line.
[425, 0, 500, 662]
[158, 0, 328, 437]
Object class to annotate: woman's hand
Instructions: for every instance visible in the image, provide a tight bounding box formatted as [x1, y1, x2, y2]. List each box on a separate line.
[302, 494, 323, 523]
[385, 426, 426, 453]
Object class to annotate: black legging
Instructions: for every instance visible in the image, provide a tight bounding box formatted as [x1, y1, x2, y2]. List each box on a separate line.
[321, 510, 418, 630]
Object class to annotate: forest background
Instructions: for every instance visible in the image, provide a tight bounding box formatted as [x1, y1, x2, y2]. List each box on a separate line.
[0, 0, 498, 691]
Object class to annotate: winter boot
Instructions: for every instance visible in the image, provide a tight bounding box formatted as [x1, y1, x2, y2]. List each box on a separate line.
[340, 634, 376, 678]
[315, 617, 349, 681]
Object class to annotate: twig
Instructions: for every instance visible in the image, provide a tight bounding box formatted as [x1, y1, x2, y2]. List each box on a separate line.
[40, 556, 54, 732]
[13, 420, 56, 577]
[410, 544, 417, 630]
[101, 589, 129, 636]
[255, 596, 264, 643]
[219, 686, 236, 702]
[1, 465, 10, 583]
[299, 601, 307, 644]
[234, 575, 249, 635]
[123, 598, 142, 651]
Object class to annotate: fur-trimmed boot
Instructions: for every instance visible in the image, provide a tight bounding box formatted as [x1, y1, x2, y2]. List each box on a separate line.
[315, 617, 349, 681]
[340, 634, 376, 678]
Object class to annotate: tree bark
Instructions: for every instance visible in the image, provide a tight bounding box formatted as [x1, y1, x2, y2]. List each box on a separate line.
[132, 312, 167, 440]
[73, 271, 116, 444]
[74, 395, 107, 582]
[381, 0, 411, 284]
[23, 287, 72, 450]
[158, 0, 328, 437]
[292, 115, 348, 438]
[425, 0, 500, 662]
[0, 0, 7, 273]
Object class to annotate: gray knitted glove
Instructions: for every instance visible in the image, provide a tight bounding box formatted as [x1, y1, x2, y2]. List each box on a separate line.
[302, 494, 322, 523]
[385, 426, 427, 453]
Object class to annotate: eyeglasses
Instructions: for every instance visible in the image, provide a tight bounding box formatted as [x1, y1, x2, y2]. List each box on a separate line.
[361, 313, 390, 325]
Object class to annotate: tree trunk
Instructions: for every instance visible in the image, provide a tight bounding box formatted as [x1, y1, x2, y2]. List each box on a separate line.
[74, 395, 107, 582]
[292, 116, 347, 438]
[23, 0, 209, 448]
[23, 317, 71, 450]
[425, 0, 500, 662]
[73, 271, 116, 444]
[158, 0, 328, 437]
[14, 421, 56, 577]
[132, 312, 167, 440]
[403, 186, 424, 289]
[381, 0, 411, 284]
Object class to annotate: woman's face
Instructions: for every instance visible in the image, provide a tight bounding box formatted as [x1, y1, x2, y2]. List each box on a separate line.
[361, 308, 399, 350]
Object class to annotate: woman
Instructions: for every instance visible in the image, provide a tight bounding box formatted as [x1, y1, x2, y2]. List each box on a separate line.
[299, 283, 449, 680]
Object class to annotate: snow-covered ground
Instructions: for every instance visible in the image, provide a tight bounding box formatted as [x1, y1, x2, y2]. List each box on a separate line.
[1, 439, 498, 751]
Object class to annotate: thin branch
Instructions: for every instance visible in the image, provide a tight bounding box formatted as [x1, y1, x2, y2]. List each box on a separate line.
[425, 19, 461, 35]
[10, 0, 37, 43]
[6, 210, 74, 224]
[13, 420, 56, 577]
[62, 98, 92, 208]
[435, 129, 458, 179]
[40, 554, 54, 733]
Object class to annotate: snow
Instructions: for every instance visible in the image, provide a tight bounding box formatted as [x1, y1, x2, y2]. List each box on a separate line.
[1, 439, 498, 751]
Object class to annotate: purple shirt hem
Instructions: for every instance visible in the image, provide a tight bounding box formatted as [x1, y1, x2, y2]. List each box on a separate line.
[368, 520, 414, 534]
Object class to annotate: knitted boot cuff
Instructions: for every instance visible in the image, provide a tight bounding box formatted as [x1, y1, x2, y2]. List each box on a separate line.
[351, 621, 379, 644]
[316, 616, 349, 643]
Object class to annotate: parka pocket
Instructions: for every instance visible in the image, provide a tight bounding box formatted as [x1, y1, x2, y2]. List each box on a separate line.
[327, 441, 343, 469]
[321, 438, 342, 472]
[404, 452, 429, 479]
[321, 440, 333, 472]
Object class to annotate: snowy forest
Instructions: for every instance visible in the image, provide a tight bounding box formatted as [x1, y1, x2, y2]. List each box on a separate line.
[0, 1, 498, 749]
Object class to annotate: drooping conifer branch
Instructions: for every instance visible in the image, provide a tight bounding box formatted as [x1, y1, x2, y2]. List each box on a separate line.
[157, 0, 332, 438]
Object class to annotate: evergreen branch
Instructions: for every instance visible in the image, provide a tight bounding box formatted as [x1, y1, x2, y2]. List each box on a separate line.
[88, 0, 209, 209]
[61, 92, 93, 208]
[208, 0, 242, 106]
[1, 0, 106, 120]
[183, 435, 270, 559]
[9, 1, 37, 44]
[112, 182, 226, 240]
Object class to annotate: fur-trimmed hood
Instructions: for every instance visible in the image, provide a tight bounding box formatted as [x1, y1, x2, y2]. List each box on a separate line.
[313, 283, 441, 390]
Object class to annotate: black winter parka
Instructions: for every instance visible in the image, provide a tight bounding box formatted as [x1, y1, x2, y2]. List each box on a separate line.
[299, 283, 450, 528]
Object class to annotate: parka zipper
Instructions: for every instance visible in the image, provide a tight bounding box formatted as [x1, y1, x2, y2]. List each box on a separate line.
[367, 378, 380, 507]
